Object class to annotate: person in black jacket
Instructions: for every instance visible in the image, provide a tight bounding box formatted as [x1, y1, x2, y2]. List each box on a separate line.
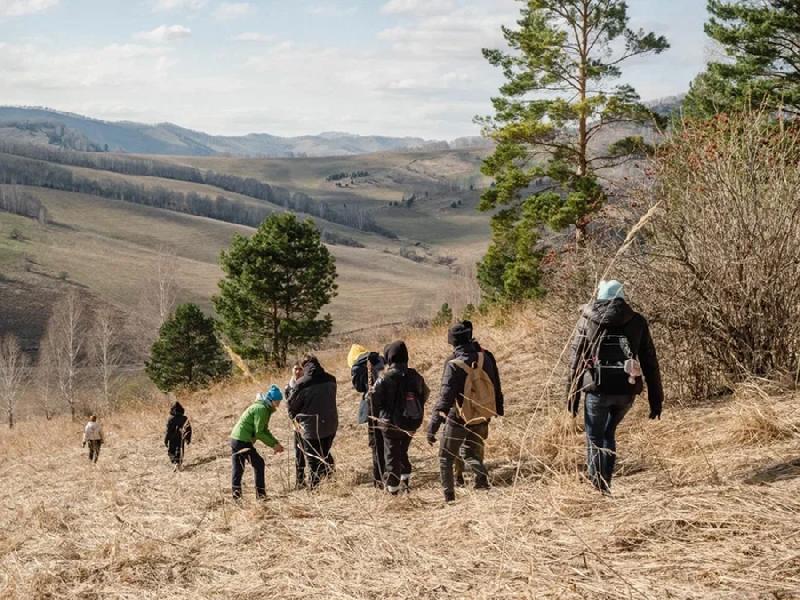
[427, 322, 504, 502]
[370, 341, 430, 494]
[287, 355, 338, 489]
[567, 280, 664, 494]
[164, 401, 192, 468]
[350, 348, 386, 488]
[285, 362, 307, 489]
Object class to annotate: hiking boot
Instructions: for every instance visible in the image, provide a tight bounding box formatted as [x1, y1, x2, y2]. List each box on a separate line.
[474, 477, 490, 490]
[444, 491, 456, 503]
[455, 474, 466, 488]
[401, 475, 411, 493]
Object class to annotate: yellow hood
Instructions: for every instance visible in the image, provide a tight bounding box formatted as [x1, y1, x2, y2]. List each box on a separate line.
[347, 344, 369, 368]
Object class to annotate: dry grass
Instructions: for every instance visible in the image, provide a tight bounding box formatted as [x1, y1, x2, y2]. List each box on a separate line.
[1, 308, 799, 599]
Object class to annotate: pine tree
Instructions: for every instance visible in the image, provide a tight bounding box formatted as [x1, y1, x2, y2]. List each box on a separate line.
[146, 304, 232, 393]
[685, 1, 800, 118]
[432, 303, 454, 327]
[478, 0, 668, 303]
[214, 213, 338, 366]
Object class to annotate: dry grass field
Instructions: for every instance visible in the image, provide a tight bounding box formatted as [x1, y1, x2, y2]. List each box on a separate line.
[1, 307, 798, 599]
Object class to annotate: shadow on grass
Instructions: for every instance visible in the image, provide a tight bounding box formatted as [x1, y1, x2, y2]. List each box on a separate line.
[745, 457, 800, 485]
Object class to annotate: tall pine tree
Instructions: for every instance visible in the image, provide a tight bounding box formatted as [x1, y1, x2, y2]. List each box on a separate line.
[685, 1, 800, 118]
[214, 213, 337, 367]
[478, 0, 668, 303]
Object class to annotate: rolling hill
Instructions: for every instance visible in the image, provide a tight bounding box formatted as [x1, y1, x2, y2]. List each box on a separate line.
[0, 107, 491, 158]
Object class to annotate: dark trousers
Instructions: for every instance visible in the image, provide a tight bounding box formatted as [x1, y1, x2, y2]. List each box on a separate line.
[584, 394, 633, 492]
[88, 440, 102, 463]
[230, 439, 266, 499]
[439, 420, 489, 500]
[299, 435, 335, 488]
[368, 425, 386, 487]
[167, 439, 185, 465]
[293, 432, 306, 486]
[383, 434, 412, 493]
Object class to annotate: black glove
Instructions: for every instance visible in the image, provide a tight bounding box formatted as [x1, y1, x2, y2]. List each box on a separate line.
[426, 431, 437, 446]
[649, 408, 662, 420]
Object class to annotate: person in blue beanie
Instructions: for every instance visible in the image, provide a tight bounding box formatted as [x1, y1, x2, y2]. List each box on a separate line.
[567, 280, 663, 494]
[230, 385, 285, 500]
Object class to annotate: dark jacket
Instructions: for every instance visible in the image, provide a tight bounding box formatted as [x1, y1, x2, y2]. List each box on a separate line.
[371, 363, 430, 438]
[351, 352, 384, 425]
[427, 341, 504, 435]
[567, 298, 663, 415]
[164, 401, 192, 448]
[288, 360, 338, 440]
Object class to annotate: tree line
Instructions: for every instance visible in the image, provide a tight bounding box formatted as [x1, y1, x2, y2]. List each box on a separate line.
[0, 185, 49, 224]
[0, 140, 395, 238]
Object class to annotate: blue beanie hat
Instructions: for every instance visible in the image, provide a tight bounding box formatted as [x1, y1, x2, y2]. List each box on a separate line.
[597, 280, 625, 301]
[257, 385, 283, 406]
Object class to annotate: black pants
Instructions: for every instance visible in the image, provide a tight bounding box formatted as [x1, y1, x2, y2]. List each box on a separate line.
[293, 432, 306, 486]
[167, 439, 185, 465]
[383, 434, 412, 493]
[230, 439, 266, 499]
[299, 435, 335, 488]
[87, 440, 102, 463]
[368, 425, 386, 487]
[439, 420, 489, 500]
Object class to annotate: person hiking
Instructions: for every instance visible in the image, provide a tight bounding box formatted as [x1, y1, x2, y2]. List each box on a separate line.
[230, 385, 285, 500]
[349, 345, 386, 488]
[288, 355, 338, 489]
[427, 321, 504, 502]
[285, 362, 307, 489]
[567, 280, 663, 494]
[164, 401, 192, 469]
[453, 324, 504, 487]
[370, 341, 429, 494]
[82, 415, 104, 463]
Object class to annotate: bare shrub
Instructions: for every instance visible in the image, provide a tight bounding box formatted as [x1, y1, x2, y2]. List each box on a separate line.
[627, 110, 800, 396]
[0, 335, 27, 428]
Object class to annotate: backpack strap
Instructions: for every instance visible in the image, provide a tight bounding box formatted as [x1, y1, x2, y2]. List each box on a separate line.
[476, 352, 485, 371]
[450, 359, 472, 374]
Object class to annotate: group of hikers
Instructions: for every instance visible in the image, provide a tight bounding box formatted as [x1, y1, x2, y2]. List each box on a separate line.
[82, 279, 664, 502]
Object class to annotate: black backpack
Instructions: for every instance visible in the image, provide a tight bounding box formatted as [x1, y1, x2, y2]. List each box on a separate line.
[589, 326, 642, 395]
[392, 370, 425, 432]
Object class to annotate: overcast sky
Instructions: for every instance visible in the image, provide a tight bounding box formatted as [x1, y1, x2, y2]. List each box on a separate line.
[0, 0, 710, 139]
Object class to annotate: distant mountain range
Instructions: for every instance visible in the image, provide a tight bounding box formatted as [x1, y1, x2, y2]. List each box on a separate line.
[0, 106, 492, 158]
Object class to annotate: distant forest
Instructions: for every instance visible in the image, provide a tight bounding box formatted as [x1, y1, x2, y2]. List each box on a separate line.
[0, 140, 396, 239]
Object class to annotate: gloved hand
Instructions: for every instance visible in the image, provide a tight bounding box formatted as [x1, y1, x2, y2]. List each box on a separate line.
[649, 408, 662, 420]
[82, 441, 86, 448]
[426, 431, 437, 446]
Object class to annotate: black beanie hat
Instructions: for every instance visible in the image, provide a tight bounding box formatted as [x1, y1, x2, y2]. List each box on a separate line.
[448, 321, 473, 347]
[384, 340, 409, 365]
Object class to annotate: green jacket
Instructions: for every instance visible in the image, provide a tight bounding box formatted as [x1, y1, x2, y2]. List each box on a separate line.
[230, 403, 278, 448]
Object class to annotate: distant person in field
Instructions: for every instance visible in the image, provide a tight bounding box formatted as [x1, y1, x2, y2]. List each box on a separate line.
[164, 401, 192, 469]
[567, 280, 663, 495]
[230, 385, 285, 500]
[287, 355, 338, 489]
[369, 341, 429, 494]
[82, 415, 104, 463]
[427, 321, 504, 503]
[285, 362, 306, 489]
[349, 344, 386, 488]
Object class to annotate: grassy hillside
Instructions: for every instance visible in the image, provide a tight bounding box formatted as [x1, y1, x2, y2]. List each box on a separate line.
[0, 186, 456, 343]
[0, 309, 797, 598]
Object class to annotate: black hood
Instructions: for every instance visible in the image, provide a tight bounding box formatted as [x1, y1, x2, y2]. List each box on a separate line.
[583, 298, 636, 327]
[170, 401, 184, 416]
[384, 340, 409, 366]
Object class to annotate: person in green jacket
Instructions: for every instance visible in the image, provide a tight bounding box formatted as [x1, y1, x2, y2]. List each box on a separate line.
[230, 385, 285, 499]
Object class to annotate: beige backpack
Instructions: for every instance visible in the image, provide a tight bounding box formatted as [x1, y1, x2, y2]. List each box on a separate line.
[450, 352, 497, 424]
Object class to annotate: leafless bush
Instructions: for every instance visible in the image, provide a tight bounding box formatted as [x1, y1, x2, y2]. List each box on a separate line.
[0, 335, 27, 428]
[626, 110, 800, 397]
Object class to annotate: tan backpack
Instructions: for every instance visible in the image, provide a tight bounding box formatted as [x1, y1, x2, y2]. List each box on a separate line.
[450, 352, 497, 424]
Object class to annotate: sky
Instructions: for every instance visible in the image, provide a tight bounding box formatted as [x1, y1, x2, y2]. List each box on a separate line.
[0, 0, 711, 139]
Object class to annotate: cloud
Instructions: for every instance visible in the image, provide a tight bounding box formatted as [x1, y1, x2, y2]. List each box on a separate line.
[151, 0, 206, 11]
[233, 32, 273, 43]
[307, 3, 357, 17]
[0, 0, 58, 17]
[213, 2, 253, 20]
[381, 0, 455, 17]
[134, 24, 192, 43]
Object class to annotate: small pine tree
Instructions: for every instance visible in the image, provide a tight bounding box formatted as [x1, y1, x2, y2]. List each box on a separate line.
[432, 303, 454, 327]
[146, 304, 232, 393]
[461, 303, 476, 321]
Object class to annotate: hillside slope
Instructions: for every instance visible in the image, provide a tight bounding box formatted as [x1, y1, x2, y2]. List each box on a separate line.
[0, 311, 797, 599]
